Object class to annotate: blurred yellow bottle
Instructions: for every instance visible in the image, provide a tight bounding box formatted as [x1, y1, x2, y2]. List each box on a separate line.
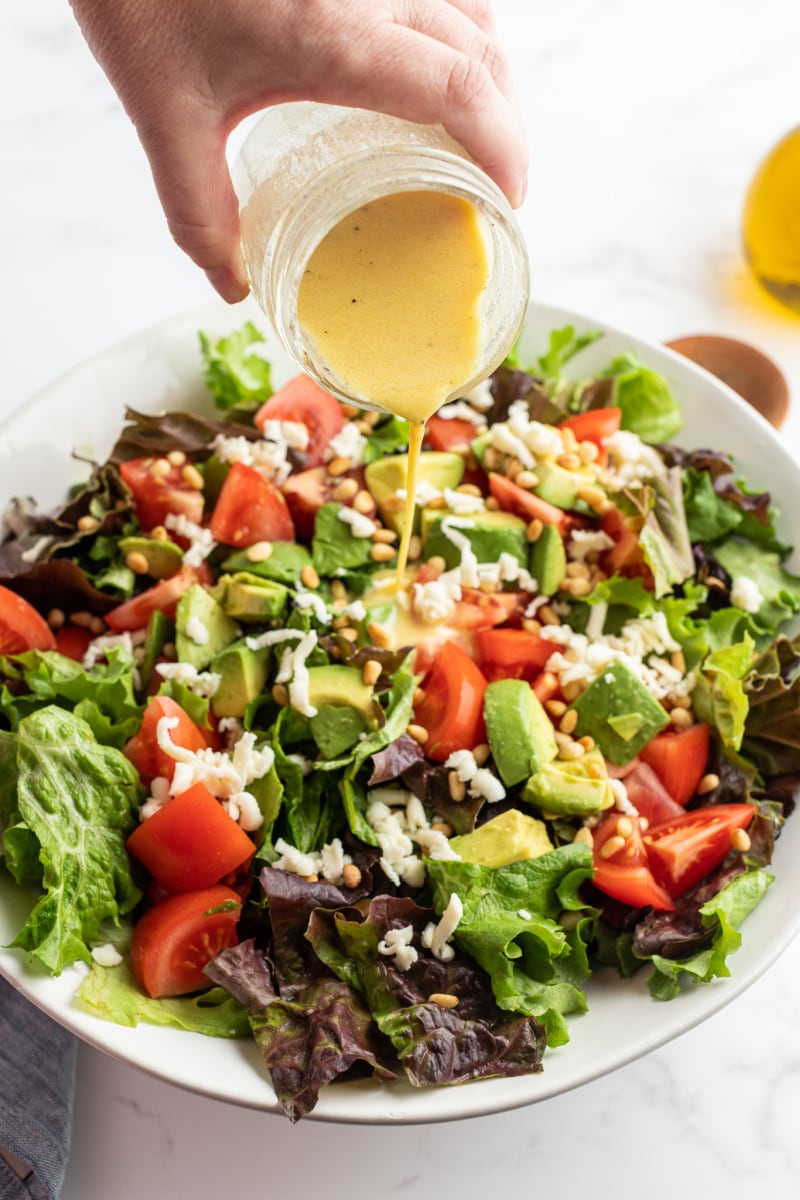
[743, 127, 800, 312]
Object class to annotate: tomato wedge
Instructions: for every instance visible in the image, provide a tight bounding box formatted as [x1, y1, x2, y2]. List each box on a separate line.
[644, 803, 756, 899]
[425, 415, 477, 453]
[448, 588, 526, 632]
[54, 623, 93, 662]
[209, 461, 295, 546]
[591, 810, 675, 911]
[120, 457, 205, 532]
[127, 782, 255, 893]
[559, 407, 622, 447]
[0, 585, 56, 654]
[638, 723, 711, 807]
[620, 761, 685, 827]
[599, 506, 649, 579]
[413, 640, 488, 762]
[130, 884, 241, 998]
[104, 564, 212, 633]
[123, 695, 211, 785]
[255, 374, 344, 468]
[475, 627, 554, 683]
[488, 473, 573, 536]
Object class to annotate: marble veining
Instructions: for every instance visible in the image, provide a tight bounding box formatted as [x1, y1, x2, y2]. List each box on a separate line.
[2, 1, 800, 1197]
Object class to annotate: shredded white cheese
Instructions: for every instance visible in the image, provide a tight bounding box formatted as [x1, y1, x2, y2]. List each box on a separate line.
[421, 893, 463, 962]
[337, 505, 377, 539]
[273, 835, 353, 885]
[155, 660, 221, 698]
[730, 574, 764, 614]
[377, 925, 419, 972]
[164, 512, 217, 567]
[326, 420, 368, 467]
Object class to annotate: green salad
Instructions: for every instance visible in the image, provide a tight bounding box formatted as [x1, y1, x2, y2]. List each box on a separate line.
[1, 322, 798, 1121]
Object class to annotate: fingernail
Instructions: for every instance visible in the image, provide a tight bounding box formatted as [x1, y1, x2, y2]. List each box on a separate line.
[205, 265, 250, 305]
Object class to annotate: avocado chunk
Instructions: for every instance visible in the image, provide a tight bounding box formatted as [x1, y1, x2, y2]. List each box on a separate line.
[568, 659, 670, 765]
[214, 573, 290, 623]
[306, 664, 375, 723]
[530, 523, 566, 596]
[523, 750, 614, 816]
[138, 609, 174, 693]
[118, 535, 183, 580]
[365, 451, 465, 534]
[532, 459, 592, 510]
[483, 678, 558, 787]
[175, 584, 239, 671]
[450, 808, 554, 867]
[210, 638, 270, 719]
[221, 541, 313, 585]
[421, 508, 528, 571]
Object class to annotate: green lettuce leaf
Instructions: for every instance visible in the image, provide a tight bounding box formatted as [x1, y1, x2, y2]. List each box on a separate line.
[79, 957, 250, 1037]
[312, 504, 377, 576]
[643, 869, 773, 1000]
[535, 326, 604, 381]
[426, 844, 594, 1045]
[712, 538, 800, 636]
[692, 636, 754, 751]
[10, 706, 142, 974]
[600, 351, 683, 443]
[741, 634, 800, 777]
[682, 467, 744, 544]
[198, 322, 272, 413]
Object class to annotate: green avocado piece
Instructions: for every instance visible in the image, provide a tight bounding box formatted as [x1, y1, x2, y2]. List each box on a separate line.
[210, 638, 270, 719]
[469, 429, 492, 467]
[221, 541, 313, 585]
[214, 573, 290, 623]
[568, 658, 670, 765]
[522, 750, 615, 816]
[530, 523, 566, 596]
[138, 609, 173, 693]
[118, 535, 183, 580]
[175, 584, 239, 671]
[365, 451, 465, 534]
[483, 678, 558, 787]
[532, 459, 590, 510]
[450, 808, 554, 867]
[421, 507, 528, 570]
[307, 664, 376, 723]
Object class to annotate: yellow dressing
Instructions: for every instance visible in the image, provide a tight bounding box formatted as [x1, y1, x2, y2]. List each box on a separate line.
[297, 190, 490, 584]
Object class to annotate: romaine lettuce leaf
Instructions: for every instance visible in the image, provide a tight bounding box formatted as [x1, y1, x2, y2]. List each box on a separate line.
[10, 706, 142, 974]
[198, 322, 272, 413]
[692, 636, 754, 751]
[311, 503, 377, 576]
[79, 957, 250, 1038]
[712, 538, 800, 636]
[426, 844, 594, 1045]
[600, 351, 683, 443]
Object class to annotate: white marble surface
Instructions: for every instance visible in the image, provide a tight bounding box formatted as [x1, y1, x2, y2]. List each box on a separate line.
[2, 1, 800, 1197]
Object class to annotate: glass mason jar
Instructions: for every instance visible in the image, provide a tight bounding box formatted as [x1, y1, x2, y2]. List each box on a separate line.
[231, 102, 530, 413]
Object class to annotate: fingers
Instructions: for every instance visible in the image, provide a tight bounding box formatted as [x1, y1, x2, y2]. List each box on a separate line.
[136, 106, 250, 303]
[341, 20, 528, 207]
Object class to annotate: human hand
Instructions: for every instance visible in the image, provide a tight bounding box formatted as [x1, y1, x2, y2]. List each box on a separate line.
[69, 0, 528, 302]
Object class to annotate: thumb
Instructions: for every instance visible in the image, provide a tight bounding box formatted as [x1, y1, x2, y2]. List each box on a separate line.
[138, 111, 250, 303]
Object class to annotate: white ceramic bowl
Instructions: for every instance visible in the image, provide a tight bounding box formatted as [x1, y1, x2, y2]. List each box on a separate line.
[0, 298, 797, 1124]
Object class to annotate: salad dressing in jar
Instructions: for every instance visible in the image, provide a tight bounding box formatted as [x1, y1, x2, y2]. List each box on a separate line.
[743, 127, 800, 312]
[233, 103, 529, 584]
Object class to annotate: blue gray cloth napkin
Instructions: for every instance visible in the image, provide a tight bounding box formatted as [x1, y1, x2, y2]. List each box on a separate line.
[0, 977, 76, 1200]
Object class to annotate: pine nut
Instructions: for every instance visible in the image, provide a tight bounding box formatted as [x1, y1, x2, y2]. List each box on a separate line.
[166, 449, 187, 466]
[342, 863, 363, 889]
[731, 828, 751, 853]
[574, 826, 593, 848]
[370, 542, 396, 563]
[558, 740, 585, 761]
[362, 659, 382, 687]
[546, 699, 568, 718]
[47, 608, 65, 630]
[559, 709, 579, 735]
[599, 834, 625, 859]
[272, 683, 289, 706]
[577, 735, 595, 752]
[150, 458, 171, 479]
[696, 772, 720, 795]
[407, 723, 429, 745]
[426, 555, 447, 575]
[89, 616, 106, 635]
[557, 452, 582, 471]
[125, 551, 150, 575]
[408, 535, 423, 561]
[538, 604, 560, 626]
[340, 627, 359, 642]
[431, 821, 453, 837]
[327, 456, 351, 477]
[301, 564, 320, 589]
[485, 496, 500, 511]
[526, 518, 544, 542]
[456, 483, 483, 497]
[413, 686, 426, 707]
[515, 470, 539, 490]
[428, 993, 459, 1008]
[77, 514, 100, 533]
[522, 618, 543, 635]
[330, 579, 347, 600]
[472, 743, 491, 766]
[352, 490, 374, 514]
[367, 621, 391, 648]
[246, 541, 273, 562]
[371, 527, 398, 543]
[181, 463, 205, 490]
[151, 524, 169, 541]
[69, 610, 93, 628]
[616, 816, 634, 838]
[670, 706, 694, 729]
[333, 477, 359, 503]
[448, 772, 466, 802]
[578, 441, 599, 464]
